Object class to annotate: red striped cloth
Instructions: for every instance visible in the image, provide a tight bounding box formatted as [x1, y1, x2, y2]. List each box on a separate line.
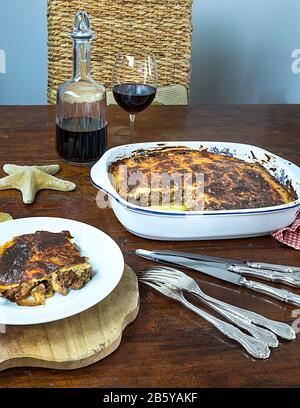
[272, 218, 300, 250]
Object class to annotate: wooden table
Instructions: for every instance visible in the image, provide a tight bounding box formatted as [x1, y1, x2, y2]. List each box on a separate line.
[0, 105, 300, 388]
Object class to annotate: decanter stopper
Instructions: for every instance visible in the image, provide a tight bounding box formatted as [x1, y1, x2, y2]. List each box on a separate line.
[71, 10, 94, 39]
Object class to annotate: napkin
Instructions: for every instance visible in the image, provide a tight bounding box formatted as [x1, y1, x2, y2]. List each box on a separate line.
[272, 217, 300, 250]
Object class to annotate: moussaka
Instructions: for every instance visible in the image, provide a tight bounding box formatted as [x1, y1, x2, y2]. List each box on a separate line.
[108, 147, 297, 211]
[0, 230, 92, 306]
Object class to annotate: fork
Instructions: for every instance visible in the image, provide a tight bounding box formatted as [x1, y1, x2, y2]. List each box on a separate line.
[140, 278, 271, 359]
[140, 266, 295, 341]
[141, 271, 278, 348]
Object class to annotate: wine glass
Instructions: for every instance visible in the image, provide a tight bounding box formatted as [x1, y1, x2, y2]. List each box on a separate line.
[112, 51, 158, 142]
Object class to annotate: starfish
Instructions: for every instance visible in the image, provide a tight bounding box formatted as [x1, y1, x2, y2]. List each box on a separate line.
[0, 164, 76, 204]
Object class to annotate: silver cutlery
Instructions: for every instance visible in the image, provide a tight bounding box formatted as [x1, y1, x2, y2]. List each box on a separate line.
[136, 249, 300, 287]
[140, 266, 295, 341]
[136, 249, 300, 306]
[236, 261, 300, 274]
[142, 269, 278, 347]
[162, 250, 300, 274]
[139, 277, 271, 359]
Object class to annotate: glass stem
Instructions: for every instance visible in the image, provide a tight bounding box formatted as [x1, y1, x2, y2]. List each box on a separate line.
[129, 113, 135, 143]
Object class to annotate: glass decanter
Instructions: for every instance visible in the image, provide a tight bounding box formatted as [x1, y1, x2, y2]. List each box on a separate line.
[56, 10, 107, 165]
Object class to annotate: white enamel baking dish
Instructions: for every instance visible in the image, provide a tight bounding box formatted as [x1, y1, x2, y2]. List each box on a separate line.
[90, 141, 300, 240]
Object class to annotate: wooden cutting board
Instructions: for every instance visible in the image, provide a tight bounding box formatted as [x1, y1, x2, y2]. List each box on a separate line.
[0, 265, 139, 371]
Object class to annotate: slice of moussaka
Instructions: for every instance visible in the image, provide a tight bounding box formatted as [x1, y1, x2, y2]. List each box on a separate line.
[0, 231, 92, 306]
[109, 147, 297, 211]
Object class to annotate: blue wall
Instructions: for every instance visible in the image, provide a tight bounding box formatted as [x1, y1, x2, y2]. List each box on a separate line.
[191, 0, 300, 103]
[0, 0, 47, 104]
[1, 0, 300, 104]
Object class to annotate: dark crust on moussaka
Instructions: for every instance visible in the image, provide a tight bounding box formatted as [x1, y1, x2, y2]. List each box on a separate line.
[0, 231, 92, 306]
[108, 147, 297, 211]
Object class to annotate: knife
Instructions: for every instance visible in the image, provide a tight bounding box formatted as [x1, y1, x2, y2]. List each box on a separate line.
[136, 249, 300, 306]
[137, 249, 300, 273]
[136, 249, 300, 288]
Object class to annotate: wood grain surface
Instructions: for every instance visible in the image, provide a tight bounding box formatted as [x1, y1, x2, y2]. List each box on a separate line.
[0, 265, 139, 372]
[0, 105, 300, 387]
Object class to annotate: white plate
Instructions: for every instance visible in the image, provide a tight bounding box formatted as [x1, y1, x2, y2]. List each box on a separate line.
[0, 217, 124, 325]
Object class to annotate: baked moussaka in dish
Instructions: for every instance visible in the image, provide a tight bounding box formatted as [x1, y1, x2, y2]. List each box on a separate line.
[108, 147, 297, 211]
[0, 230, 92, 306]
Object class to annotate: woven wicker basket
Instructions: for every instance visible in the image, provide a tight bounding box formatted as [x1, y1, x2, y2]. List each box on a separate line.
[47, 0, 193, 104]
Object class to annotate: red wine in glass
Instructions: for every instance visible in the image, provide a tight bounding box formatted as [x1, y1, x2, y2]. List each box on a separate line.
[112, 52, 158, 142]
[112, 83, 157, 114]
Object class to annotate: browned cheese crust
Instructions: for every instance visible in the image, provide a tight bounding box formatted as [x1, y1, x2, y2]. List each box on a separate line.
[109, 147, 297, 211]
[0, 231, 92, 306]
